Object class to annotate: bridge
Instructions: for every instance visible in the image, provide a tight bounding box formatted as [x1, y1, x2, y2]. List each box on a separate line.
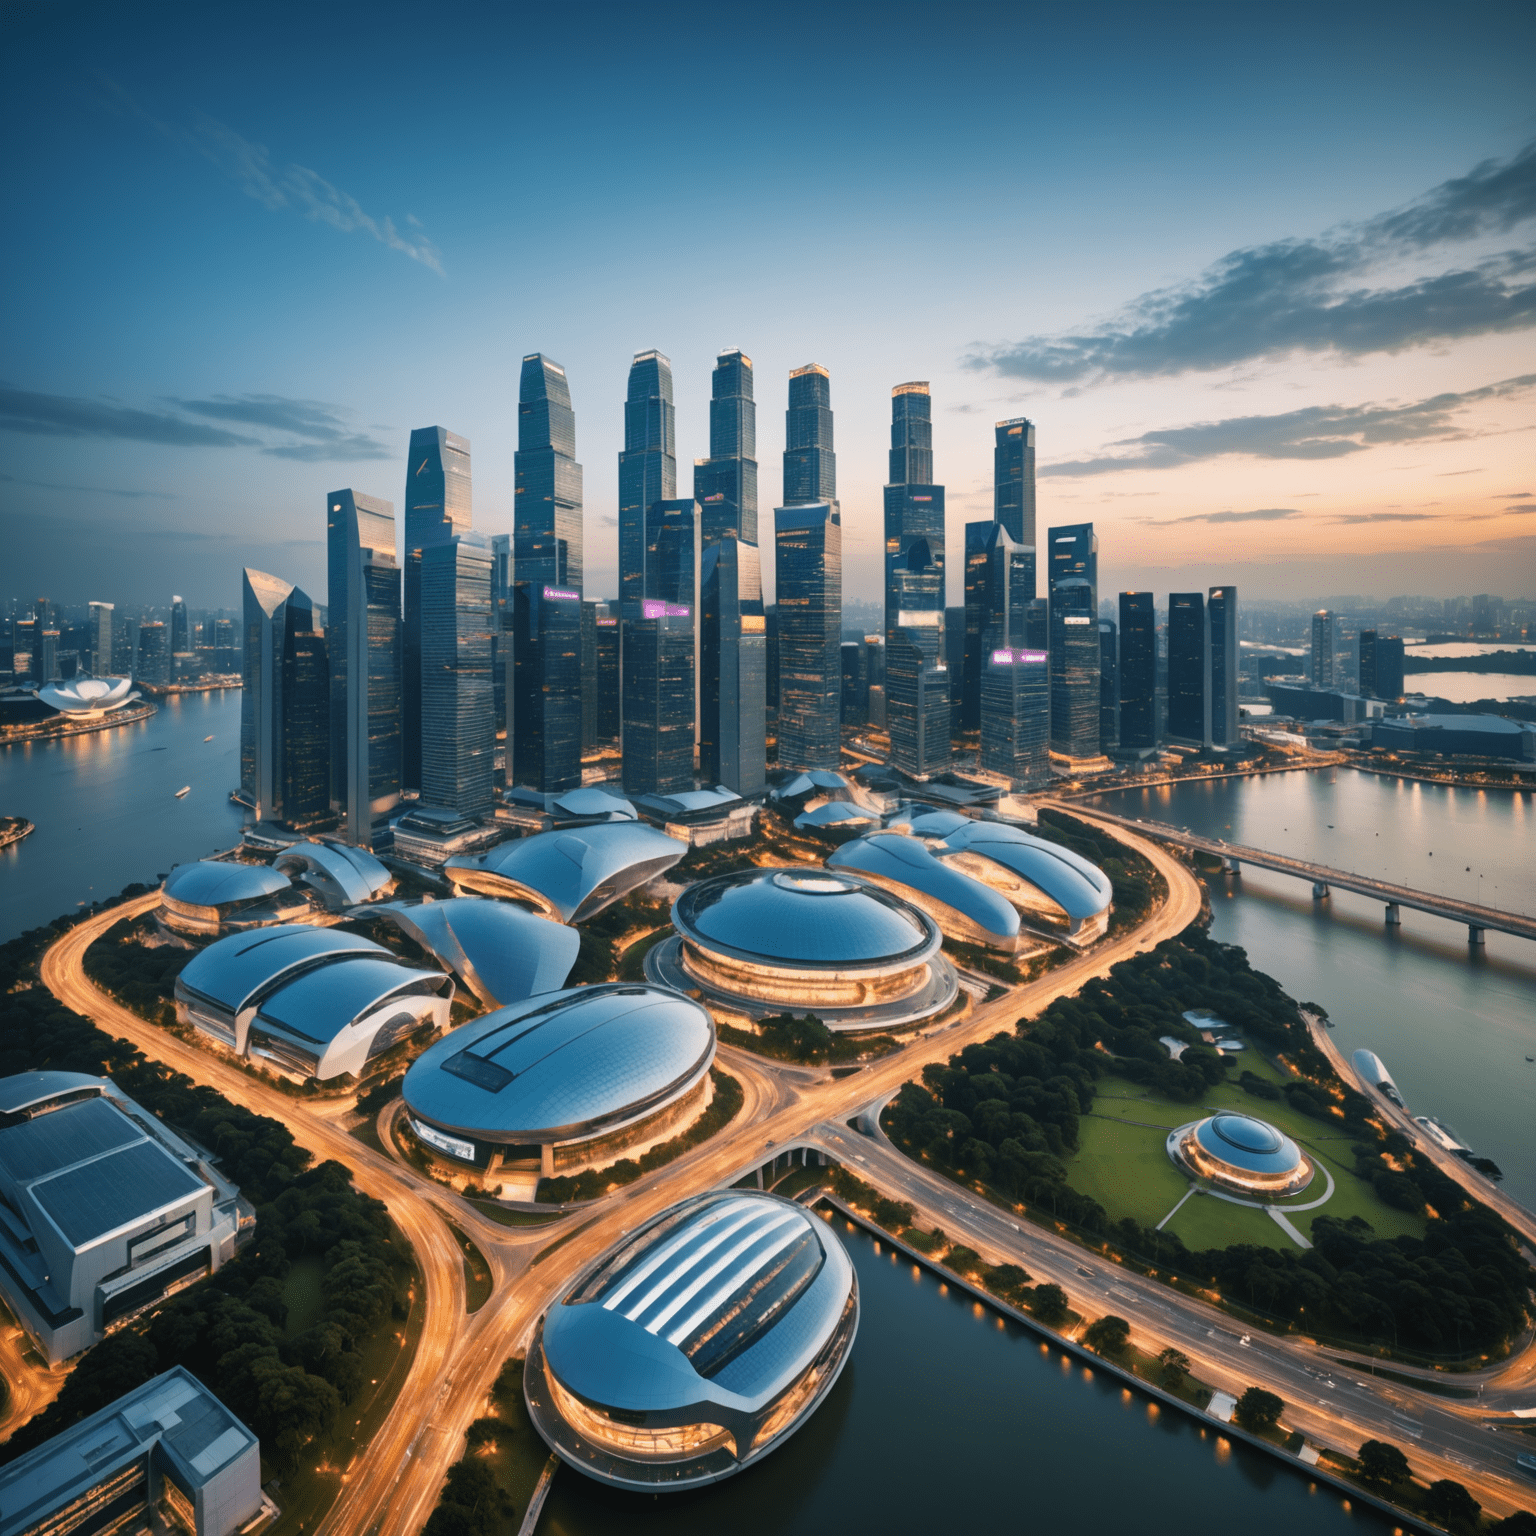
[1066, 805, 1536, 947]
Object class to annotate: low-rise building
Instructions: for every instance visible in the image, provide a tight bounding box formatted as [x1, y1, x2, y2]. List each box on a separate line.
[388, 807, 502, 867]
[159, 862, 314, 938]
[632, 787, 757, 847]
[1371, 711, 1534, 761]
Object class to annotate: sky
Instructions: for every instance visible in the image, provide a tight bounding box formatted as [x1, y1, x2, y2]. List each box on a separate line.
[2, 0, 1534, 612]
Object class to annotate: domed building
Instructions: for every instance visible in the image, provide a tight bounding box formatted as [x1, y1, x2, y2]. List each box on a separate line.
[525, 1190, 858, 1489]
[1167, 1112, 1313, 1197]
[35, 676, 139, 718]
[646, 866, 956, 1032]
[159, 860, 314, 937]
[403, 983, 716, 1178]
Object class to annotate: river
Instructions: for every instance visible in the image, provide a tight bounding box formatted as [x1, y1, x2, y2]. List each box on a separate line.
[1092, 767, 1536, 1207]
[539, 1215, 1391, 1536]
[0, 690, 245, 942]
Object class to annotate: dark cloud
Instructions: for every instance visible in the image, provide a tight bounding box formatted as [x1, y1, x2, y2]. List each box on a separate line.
[968, 142, 1536, 382]
[1041, 374, 1536, 477]
[0, 386, 257, 447]
[176, 393, 391, 460]
[1155, 507, 1302, 525]
[0, 472, 175, 500]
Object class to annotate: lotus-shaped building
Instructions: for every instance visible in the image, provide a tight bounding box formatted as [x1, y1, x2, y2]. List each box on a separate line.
[35, 676, 138, 717]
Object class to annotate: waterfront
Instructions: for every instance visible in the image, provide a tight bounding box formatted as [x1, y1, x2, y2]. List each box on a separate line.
[0, 689, 244, 942]
[1095, 767, 1536, 1208]
[539, 1215, 1392, 1536]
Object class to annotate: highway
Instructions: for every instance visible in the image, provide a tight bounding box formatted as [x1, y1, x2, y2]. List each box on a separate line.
[34, 820, 1534, 1530]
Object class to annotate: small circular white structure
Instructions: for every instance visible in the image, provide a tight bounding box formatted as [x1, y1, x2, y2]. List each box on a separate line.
[647, 866, 957, 1032]
[1168, 1111, 1313, 1197]
[35, 676, 138, 718]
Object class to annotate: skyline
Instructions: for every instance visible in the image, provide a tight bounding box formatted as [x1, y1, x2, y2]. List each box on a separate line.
[2, 1, 1535, 608]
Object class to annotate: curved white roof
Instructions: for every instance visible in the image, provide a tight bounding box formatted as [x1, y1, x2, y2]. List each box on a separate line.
[793, 801, 876, 829]
[0, 1072, 109, 1118]
[901, 809, 971, 837]
[161, 861, 290, 909]
[255, 957, 448, 1043]
[444, 822, 686, 923]
[827, 834, 1020, 946]
[373, 898, 580, 1007]
[552, 786, 637, 820]
[776, 770, 850, 800]
[36, 677, 135, 713]
[404, 983, 715, 1144]
[176, 923, 384, 1014]
[275, 838, 392, 908]
[935, 821, 1111, 921]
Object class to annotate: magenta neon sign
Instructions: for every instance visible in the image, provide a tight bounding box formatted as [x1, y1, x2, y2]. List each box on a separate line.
[991, 648, 1047, 665]
[542, 586, 579, 601]
[642, 599, 691, 619]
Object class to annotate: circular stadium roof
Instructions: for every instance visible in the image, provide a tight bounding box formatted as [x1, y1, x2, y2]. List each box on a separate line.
[1192, 1112, 1303, 1176]
[404, 983, 715, 1145]
[673, 867, 938, 969]
[161, 861, 290, 908]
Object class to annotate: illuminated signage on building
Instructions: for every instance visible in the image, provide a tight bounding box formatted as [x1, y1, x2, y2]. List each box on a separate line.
[1063, 615, 1092, 626]
[542, 587, 580, 601]
[641, 600, 691, 619]
[991, 648, 1047, 665]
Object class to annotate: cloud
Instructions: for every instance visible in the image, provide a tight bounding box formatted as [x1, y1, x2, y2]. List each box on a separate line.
[1041, 373, 1536, 477]
[0, 385, 257, 447]
[1324, 512, 1443, 523]
[176, 393, 391, 460]
[968, 141, 1536, 382]
[102, 79, 443, 274]
[0, 472, 175, 500]
[1154, 507, 1302, 525]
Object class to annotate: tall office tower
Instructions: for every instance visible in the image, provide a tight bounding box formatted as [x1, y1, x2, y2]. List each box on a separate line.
[618, 350, 675, 607]
[87, 602, 113, 676]
[516, 359, 583, 590]
[136, 623, 169, 686]
[840, 642, 865, 724]
[1117, 592, 1157, 751]
[327, 489, 401, 848]
[887, 620, 950, 778]
[694, 349, 758, 545]
[594, 607, 621, 741]
[402, 426, 473, 791]
[280, 616, 330, 828]
[1025, 597, 1049, 653]
[212, 618, 238, 672]
[622, 599, 695, 795]
[863, 634, 885, 723]
[509, 585, 582, 794]
[945, 606, 966, 734]
[1359, 631, 1405, 700]
[39, 630, 60, 684]
[980, 647, 1049, 789]
[110, 620, 135, 676]
[491, 533, 512, 750]
[1207, 586, 1239, 748]
[962, 521, 1033, 732]
[764, 607, 779, 712]
[782, 364, 835, 506]
[33, 598, 49, 643]
[12, 619, 33, 682]
[170, 596, 189, 656]
[1099, 619, 1119, 748]
[580, 601, 603, 751]
[420, 533, 495, 816]
[1167, 592, 1208, 745]
[642, 498, 703, 747]
[700, 537, 767, 795]
[1047, 523, 1100, 760]
[1310, 610, 1336, 688]
[993, 418, 1036, 546]
[774, 503, 842, 770]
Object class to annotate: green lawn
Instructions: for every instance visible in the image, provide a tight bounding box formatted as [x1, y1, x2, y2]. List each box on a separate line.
[1069, 1066, 1426, 1252]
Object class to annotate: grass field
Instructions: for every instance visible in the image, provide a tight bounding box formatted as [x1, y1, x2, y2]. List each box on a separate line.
[1067, 1053, 1426, 1252]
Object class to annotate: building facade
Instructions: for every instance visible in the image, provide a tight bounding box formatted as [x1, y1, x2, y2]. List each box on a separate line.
[700, 536, 766, 796]
[783, 363, 835, 505]
[1310, 609, 1337, 688]
[87, 601, 112, 677]
[961, 520, 1033, 734]
[1207, 585, 1239, 747]
[1167, 591, 1208, 745]
[618, 350, 675, 609]
[1098, 618, 1118, 749]
[137, 622, 170, 687]
[420, 532, 495, 816]
[774, 502, 842, 771]
[511, 585, 583, 793]
[1359, 630, 1405, 700]
[1117, 591, 1157, 751]
[693, 348, 758, 546]
[621, 601, 695, 796]
[980, 646, 1049, 788]
[993, 417, 1036, 546]
[1046, 523, 1099, 761]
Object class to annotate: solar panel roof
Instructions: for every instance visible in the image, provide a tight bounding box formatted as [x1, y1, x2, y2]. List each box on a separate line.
[29, 1140, 204, 1248]
[0, 1097, 137, 1185]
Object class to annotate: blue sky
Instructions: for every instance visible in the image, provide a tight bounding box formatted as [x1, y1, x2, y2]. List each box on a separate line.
[3, 0, 1534, 610]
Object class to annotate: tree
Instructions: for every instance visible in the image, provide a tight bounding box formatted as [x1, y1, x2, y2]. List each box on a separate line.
[464, 1416, 506, 1449]
[1423, 1480, 1481, 1534]
[1233, 1387, 1284, 1434]
[1083, 1315, 1131, 1356]
[1157, 1347, 1190, 1390]
[1030, 1283, 1069, 1325]
[1356, 1439, 1411, 1488]
[1488, 1513, 1536, 1536]
[987, 1263, 1032, 1304]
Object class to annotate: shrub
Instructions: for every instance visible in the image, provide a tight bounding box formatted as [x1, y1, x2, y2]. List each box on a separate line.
[1233, 1386, 1284, 1433]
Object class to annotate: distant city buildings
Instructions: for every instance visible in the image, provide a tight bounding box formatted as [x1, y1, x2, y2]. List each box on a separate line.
[1310, 609, 1337, 689]
[1359, 629, 1405, 700]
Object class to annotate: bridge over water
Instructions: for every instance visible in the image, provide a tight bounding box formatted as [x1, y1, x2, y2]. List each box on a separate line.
[1067, 805, 1536, 947]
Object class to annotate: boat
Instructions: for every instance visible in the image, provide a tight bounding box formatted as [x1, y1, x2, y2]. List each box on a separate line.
[174, 786, 191, 799]
[204, 735, 214, 742]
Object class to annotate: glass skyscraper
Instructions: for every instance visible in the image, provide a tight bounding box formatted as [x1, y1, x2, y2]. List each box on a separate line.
[327, 488, 401, 848]
[1167, 592, 1208, 745]
[1207, 585, 1239, 748]
[1311, 610, 1336, 688]
[621, 600, 694, 796]
[1359, 629, 1404, 701]
[402, 426, 472, 791]
[516, 359, 582, 590]
[1047, 523, 1100, 760]
[1117, 592, 1157, 751]
[420, 532, 495, 816]
[694, 349, 757, 546]
[993, 418, 1036, 546]
[511, 584, 582, 795]
[962, 520, 1032, 733]
[700, 536, 766, 796]
[980, 647, 1049, 789]
[1099, 618, 1119, 749]
[280, 614, 330, 828]
[170, 595, 190, 656]
[618, 350, 675, 607]
[782, 364, 835, 506]
[137, 622, 169, 687]
[773, 502, 842, 771]
[87, 601, 112, 676]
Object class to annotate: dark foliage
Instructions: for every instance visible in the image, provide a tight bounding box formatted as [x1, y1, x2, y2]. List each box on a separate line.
[1423, 1479, 1481, 1534]
[1083, 1314, 1131, 1355]
[1233, 1386, 1283, 1433]
[421, 1457, 516, 1536]
[1357, 1439, 1412, 1487]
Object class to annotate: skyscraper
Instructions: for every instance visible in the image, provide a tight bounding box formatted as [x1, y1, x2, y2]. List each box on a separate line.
[170, 596, 189, 656]
[593, 607, 621, 742]
[516, 359, 582, 591]
[402, 426, 472, 790]
[1167, 592, 1208, 745]
[774, 502, 842, 771]
[621, 600, 694, 795]
[420, 533, 495, 816]
[137, 622, 169, 687]
[280, 617, 330, 829]
[1117, 593, 1157, 752]
[993, 418, 1036, 546]
[884, 383, 948, 777]
[962, 521, 1033, 732]
[980, 647, 1049, 789]
[1359, 630, 1404, 700]
[631, 497, 702, 756]
[511, 585, 582, 793]
[700, 537, 766, 796]
[1310, 610, 1336, 688]
[618, 351, 675, 608]
[694, 349, 757, 546]
[1207, 586, 1239, 748]
[1099, 619, 1119, 749]
[327, 489, 401, 847]
[782, 364, 835, 506]
[1047, 523, 1100, 760]
[87, 602, 112, 676]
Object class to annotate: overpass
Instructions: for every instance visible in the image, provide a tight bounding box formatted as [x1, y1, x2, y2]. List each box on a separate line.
[1066, 805, 1536, 947]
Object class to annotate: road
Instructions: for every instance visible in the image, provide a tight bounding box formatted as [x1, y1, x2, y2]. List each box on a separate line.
[40, 819, 1532, 1528]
